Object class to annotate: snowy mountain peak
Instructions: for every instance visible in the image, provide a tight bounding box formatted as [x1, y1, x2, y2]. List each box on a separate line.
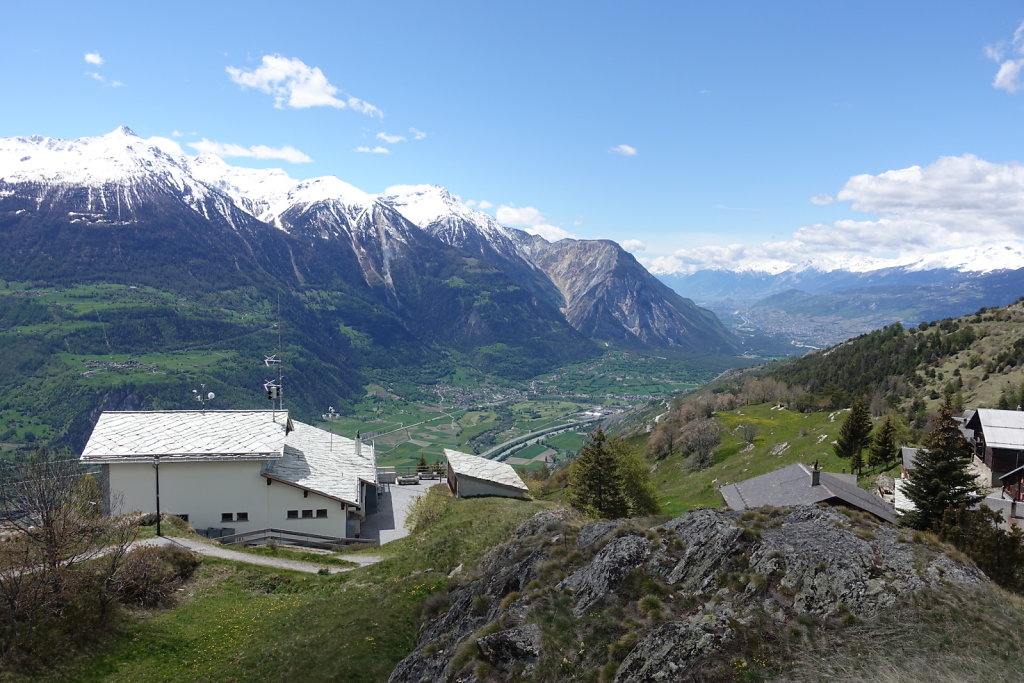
[379, 184, 471, 228]
[109, 125, 139, 138]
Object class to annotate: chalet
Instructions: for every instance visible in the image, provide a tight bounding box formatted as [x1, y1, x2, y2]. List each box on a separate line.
[963, 409, 1024, 486]
[444, 449, 529, 499]
[80, 410, 377, 539]
[719, 463, 897, 523]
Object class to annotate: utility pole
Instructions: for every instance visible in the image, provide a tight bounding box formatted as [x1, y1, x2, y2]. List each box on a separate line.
[153, 454, 162, 537]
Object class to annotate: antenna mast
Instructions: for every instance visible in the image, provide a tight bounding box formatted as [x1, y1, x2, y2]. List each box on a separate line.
[262, 297, 285, 420]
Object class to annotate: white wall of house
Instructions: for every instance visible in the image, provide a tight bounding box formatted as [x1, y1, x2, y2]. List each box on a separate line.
[106, 461, 351, 537]
[453, 474, 526, 499]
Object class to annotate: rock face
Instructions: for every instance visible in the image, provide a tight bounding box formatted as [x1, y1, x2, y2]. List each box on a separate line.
[390, 506, 986, 682]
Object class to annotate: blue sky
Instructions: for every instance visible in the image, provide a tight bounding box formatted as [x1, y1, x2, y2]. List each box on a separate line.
[4, 1, 1024, 272]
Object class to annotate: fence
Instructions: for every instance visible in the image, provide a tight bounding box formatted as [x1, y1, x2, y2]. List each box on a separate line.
[207, 527, 377, 550]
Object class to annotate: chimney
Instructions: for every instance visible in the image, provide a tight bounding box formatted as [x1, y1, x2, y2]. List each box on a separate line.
[811, 460, 821, 487]
[355, 430, 362, 457]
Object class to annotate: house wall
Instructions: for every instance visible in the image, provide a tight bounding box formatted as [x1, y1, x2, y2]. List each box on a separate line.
[107, 461, 349, 537]
[453, 474, 526, 499]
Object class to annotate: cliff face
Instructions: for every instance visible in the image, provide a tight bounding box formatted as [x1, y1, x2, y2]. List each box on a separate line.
[390, 506, 984, 682]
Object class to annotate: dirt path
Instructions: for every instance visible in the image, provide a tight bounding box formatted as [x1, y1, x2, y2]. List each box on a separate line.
[135, 536, 383, 575]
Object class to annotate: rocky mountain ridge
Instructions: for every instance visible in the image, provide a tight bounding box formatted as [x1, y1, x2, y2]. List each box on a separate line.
[391, 505, 985, 682]
[0, 127, 736, 355]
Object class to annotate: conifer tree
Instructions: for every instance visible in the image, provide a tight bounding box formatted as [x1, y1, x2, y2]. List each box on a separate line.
[567, 427, 629, 519]
[901, 395, 980, 530]
[868, 415, 899, 468]
[610, 437, 661, 516]
[833, 399, 873, 471]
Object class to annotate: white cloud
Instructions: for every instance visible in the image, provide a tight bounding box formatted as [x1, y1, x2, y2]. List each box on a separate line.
[986, 21, 1024, 93]
[148, 136, 186, 157]
[376, 132, 405, 144]
[477, 199, 493, 210]
[171, 130, 183, 138]
[188, 138, 314, 163]
[648, 153, 1024, 274]
[410, 128, 427, 140]
[809, 193, 834, 206]
[226, 55, 381, 117]
[496, 204, 576, 241]
[610, 143, 638, 156]
[84, 52, 103, 65]
[994, 59, 1024, 93]
[621, 239, 646, 252]
[496, 205, 546, 226]
[528, 224, 576, 241]
[354, 146, 390, 154]
[85, 71, 123, 87]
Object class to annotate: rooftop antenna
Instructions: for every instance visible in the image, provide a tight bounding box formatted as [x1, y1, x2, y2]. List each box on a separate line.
[261, 296, 285, 420]
[192, 383, 215, 413]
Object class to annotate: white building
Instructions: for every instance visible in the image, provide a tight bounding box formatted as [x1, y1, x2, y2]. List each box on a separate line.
[444, 448, 529, 499]
[80, 410, 377, 540]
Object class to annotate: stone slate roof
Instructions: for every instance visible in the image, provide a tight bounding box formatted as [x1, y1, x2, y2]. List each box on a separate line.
[901, 446, 919, 473]
[262, 420, 377, 506]
[81, 410, 287, 463]
[719, 463, 897, 524]
[444, 449, 528, 492]
[972, 409, 1024, 450]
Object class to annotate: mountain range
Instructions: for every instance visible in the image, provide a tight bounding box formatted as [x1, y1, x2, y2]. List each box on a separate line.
[659, 247, 1024, 347]
[0, 127, 737, 439]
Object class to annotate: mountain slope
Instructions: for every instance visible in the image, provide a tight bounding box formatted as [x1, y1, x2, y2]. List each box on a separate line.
[380, 184, 738, 353]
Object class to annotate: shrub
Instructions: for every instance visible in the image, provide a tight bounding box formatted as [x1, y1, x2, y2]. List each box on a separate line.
[406, 489, 451, 531]
[113, 545, 202, 606]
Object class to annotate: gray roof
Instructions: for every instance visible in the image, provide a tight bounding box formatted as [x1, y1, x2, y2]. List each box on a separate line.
[901, 446, 919, 472]
[974, 409, 1024, 450]
[444, 449, 528, 491]
[81, 410, 288, 463]
[263, 420, 377, 506]
[719, 463, 897, 524]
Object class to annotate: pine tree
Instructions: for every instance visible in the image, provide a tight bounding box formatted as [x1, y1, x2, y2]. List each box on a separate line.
[901, 395, 980, 530]
[610, 437, 660, 516]
[868, 415, 899, 468]
[567, 427, 629, 519]
[833, 399, 873, 472]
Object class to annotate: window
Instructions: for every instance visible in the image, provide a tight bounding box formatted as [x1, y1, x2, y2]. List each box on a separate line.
[287, 510, 298, 519]
[316, 509, 327, 519]
[236, 512, 249, 522]
[303, 490, 309, 498]
[301, 509, 313, 519]
[221, 512, 234, 522]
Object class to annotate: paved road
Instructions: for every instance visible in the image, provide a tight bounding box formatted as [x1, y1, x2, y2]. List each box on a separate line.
[361, 482, 430, 545]
[135, 536, 382, 575]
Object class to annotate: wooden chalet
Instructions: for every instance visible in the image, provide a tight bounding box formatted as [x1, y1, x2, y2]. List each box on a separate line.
[964, 409, 1024, 486]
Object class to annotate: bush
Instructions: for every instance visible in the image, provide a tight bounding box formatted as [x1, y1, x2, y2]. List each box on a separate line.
[406, 488, 451, 531]
[114, 545, 202, 606]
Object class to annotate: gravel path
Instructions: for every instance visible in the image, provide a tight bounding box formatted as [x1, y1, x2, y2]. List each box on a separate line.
[135, 536, 382, 575]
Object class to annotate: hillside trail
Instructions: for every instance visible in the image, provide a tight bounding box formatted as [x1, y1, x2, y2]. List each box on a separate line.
[133, 535, 382, 575]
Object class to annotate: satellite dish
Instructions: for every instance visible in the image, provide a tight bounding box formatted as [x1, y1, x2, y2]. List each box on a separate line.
[192, 389, 198, 393]
[208, 392, 215, 399]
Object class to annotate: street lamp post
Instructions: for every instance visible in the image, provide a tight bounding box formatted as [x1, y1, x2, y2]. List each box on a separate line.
[153, 454, 162, 537]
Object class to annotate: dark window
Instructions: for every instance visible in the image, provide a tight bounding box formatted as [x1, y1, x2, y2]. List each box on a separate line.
[303, 490, 309, 498]
[220, 513, 233, 522]
[236, 512, 249, 522]
[287, 510, 298, 519]
[301, 509, 313, 519]
[316, 509, 327, 518]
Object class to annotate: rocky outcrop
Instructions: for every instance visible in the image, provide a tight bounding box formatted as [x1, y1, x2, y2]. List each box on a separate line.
[390, 505, 986, 682]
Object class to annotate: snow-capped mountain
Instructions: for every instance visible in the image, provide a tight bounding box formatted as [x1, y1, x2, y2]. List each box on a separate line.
[0, 127, 738, 358]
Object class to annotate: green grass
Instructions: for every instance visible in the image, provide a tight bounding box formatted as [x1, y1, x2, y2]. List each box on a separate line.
[652, 403, 902, 516]
[224, 544, 360, 568]
[48, 495, 549, 682]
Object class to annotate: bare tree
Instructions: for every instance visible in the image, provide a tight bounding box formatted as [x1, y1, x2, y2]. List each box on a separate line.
[0, 448, 138, 657]
[680, 419, 721, 470]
